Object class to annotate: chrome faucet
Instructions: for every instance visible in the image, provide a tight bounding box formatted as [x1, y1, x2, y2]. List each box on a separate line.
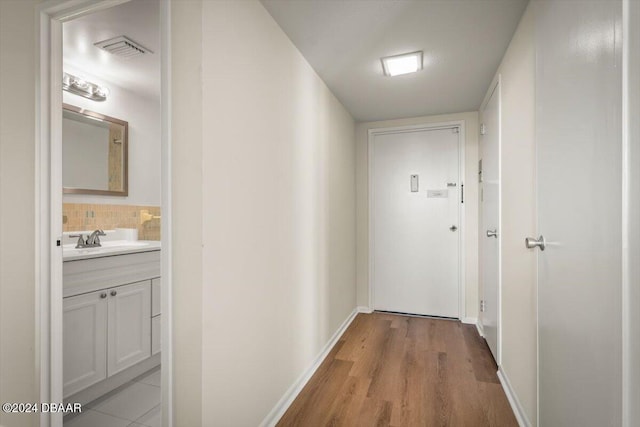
[87, 229, 106, 246]
[70, 229, 106, 248]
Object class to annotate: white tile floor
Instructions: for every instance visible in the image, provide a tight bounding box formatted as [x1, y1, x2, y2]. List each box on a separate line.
[64, 368, 161, 427]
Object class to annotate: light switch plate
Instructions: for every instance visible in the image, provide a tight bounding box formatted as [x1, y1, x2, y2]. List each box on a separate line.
[410, 175, 419, 192]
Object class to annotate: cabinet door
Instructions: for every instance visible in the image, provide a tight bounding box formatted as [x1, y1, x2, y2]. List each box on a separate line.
[107, 281, 151, 376]
[63, 291, 108, 398]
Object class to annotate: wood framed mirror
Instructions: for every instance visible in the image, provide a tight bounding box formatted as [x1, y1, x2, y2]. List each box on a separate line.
[62, 103, 128, 196]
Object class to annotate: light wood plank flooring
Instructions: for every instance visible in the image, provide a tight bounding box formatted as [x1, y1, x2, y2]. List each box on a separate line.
[277, 312, 518, 427]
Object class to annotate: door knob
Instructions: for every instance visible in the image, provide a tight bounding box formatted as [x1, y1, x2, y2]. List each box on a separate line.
[525, 235, 546, 251]
[486, 229, 498, 238]
[110, 290, 117, 297]
[100, 293, 107, 299]
[449, 225, 458, 232]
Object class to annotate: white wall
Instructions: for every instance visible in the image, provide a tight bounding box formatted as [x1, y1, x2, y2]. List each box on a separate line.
[480, 3, 536, 424]
[355, 112, 479, 319]
[624, 0, 640, 423]
[0, 1, 38, 426]
[171, 1, 203, 425]
[62, 64, 161, 206]
[172, 1, 357, 425]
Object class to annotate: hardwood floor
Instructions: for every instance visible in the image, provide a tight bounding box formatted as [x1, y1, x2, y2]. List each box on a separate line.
[277, 312, 518, 427]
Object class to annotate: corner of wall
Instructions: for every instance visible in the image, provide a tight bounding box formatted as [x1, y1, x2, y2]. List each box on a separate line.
[170, 0, 204, 425]
[0, 0, 38, 423]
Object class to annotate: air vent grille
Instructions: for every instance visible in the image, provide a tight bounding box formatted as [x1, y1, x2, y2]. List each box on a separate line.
[94, 36, 152, 58]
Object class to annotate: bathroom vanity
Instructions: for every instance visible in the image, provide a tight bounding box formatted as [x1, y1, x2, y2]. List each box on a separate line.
[62, 230, 161, 405]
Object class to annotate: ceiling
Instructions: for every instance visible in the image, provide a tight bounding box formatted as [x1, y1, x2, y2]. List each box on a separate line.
[261, 0, 528, 122]
[63, 0, 160, 101]
[61, 0, 527, 120]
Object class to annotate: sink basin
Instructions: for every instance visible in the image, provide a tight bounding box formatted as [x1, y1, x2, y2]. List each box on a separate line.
[63, 240, 161, 261]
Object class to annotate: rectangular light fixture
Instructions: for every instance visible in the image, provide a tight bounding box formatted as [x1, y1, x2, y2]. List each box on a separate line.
[381, 51, 423, 77]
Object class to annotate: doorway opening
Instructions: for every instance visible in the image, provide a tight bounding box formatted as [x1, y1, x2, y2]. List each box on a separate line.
[35, 1, 172, 426]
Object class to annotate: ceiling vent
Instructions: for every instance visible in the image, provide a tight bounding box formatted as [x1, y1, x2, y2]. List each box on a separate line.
[94, 36, 153, 58]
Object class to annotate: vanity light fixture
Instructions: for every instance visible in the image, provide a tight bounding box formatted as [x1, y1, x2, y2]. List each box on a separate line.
[62, 72, 110, 102]
[381, 51, 423, 77]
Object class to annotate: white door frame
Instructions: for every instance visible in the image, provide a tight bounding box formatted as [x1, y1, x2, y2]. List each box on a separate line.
[622, 0, 639, 424]
[479, 75, 502, 364]
[368, 121, 467, 319]
[34, 1, 173, 426]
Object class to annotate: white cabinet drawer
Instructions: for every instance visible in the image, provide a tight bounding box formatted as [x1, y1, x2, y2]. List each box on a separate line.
[151, 278, 161, 317]
[151, 315, 161, 356]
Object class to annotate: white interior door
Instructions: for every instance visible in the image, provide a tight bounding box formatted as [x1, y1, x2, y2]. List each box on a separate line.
[536, 1, 622, 425]
[371, 126, 461, 318]
[480, 82, 500, 363]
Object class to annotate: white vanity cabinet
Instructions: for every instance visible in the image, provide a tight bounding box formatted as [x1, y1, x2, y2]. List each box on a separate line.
[63, 281, 151, 398]
[63, 248, 160, 401]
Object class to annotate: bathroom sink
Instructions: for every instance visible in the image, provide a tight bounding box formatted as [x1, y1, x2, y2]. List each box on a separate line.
[63, 240, 161, 261]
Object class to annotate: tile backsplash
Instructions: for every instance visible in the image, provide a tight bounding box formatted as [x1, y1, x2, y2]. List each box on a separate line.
[63, 203, 161, 241]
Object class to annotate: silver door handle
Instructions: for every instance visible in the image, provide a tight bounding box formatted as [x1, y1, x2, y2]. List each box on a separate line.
[525, 235, 546, 251]
[486, 229, 498, 238]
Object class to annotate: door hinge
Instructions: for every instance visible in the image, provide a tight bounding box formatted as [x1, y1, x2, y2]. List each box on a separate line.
[480, 124, 486, 135]
[452, 127, 459, 134]
[480, 300, 486, 312]
[461, 184, 464, 203]
[478, 159, 483, 183]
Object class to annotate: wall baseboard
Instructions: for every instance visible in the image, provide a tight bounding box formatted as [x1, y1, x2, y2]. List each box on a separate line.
[461, 317, 477, 325]
[497, 367, 531, 427]
[259, 308, 359, 427]
[357, 306, 373, 313]
[476, 321, 485, 337]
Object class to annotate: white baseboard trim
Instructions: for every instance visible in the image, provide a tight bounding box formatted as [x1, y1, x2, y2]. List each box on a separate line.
[357, 306, 373, 313]
[476, 321, 485, 337]
[259, 308, 359, 427]
[461, 317, 477, 325]
[497, 367, 531, 427]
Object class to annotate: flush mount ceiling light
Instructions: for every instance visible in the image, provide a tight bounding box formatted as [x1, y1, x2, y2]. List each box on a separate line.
[381, 51, 423, 77]
[62, 72, 110, 102]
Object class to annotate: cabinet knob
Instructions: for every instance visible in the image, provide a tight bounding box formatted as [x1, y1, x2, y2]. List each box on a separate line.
[110, 290, 117, 297]
[100, 293, 107, 299]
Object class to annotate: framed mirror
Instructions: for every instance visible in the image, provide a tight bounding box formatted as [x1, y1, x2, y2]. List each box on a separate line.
[62, 103, 128, 196]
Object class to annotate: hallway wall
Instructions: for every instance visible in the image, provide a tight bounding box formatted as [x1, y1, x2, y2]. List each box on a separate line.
[624, 0, 640, 422]
[172, 1, 357, 425]
[355, 112, 480, 320]
[479, 3, 536, 424]
[0, 1, 38, 427]
[171, 1, 204, 425]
